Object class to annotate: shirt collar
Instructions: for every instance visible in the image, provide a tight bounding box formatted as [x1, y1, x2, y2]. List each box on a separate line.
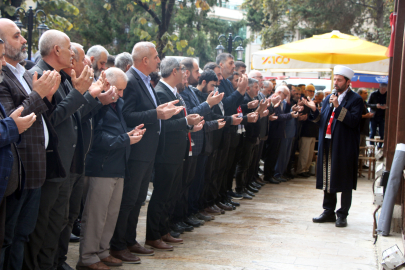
[132, 66, 150, 84]
[6, 62, 25, 77]
[160, 79, 177, 96]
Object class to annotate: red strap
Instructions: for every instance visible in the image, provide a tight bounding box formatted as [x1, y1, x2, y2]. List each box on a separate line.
[326, 111, 335, 136]
[183, 107, 192, 154]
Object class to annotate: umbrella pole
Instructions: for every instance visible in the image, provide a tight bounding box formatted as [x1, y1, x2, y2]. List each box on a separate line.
[331, 68, 334, 91]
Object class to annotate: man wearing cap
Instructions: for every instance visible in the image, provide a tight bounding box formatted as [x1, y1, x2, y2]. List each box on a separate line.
[302, 65, 363, 228]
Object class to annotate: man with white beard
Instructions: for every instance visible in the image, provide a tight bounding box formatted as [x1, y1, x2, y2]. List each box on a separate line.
[86, 45, 109, 81]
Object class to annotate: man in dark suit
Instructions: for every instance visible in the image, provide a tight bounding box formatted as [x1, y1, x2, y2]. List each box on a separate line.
[23, 30, 96, 270]
[145, 57, 203, 250]
[0, 19, 65, 270]
[0, 37, 37, 249]
[109, 42, 183, 262]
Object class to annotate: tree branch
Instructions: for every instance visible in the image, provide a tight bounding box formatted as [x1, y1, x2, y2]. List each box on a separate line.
[348, 0, 376, 10]
[134, 0, 162, 25]
[165, 0, 176, 26]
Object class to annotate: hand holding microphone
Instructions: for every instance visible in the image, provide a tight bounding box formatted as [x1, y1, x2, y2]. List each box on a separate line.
[329, 89, 338, 108]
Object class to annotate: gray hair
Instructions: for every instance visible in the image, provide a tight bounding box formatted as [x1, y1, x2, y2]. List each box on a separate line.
[248, 78, 258, 88]
[86, 45, 109, 60]
[248, 70, 261, 78]
[71, 42, 83, 62]
[275, 85, 289, 95]
[216, 53, 233, 65]
[105, 67, 128, 86]
[38, 29, 68, 57]
[315, 91, 324, 97]
[131, 42, 156, 63]
[160, 57, 180, 78]
[115, 52, 133, 72]
[323, 89, 331, 93]
[263, 81, 271, 89]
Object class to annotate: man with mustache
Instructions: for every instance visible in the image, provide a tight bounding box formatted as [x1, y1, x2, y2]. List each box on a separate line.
[87, 45, 108, 81]
[0, 18, 64, 270]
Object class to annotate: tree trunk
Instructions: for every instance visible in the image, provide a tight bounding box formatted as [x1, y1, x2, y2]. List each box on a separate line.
[375, 0, 384, 45]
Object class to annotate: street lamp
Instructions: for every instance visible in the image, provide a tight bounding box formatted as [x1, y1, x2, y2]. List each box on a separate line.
[14, 6, 49, 61]
[124, 24, 130, 51]
[216, 33, 244, 61]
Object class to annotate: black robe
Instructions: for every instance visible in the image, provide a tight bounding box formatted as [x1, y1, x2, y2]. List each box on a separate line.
[309, 89, 363, 193]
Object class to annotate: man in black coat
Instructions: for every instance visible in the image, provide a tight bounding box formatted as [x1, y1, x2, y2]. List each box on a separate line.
[145, 57, 202, 250]
[109, 42, 183, 262]
[304, 65, 363, 228]
[367, 83, 387, 148]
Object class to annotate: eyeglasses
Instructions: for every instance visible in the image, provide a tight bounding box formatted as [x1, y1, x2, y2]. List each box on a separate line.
[177, 67, 186, 73]
[306, 90, 315, 93]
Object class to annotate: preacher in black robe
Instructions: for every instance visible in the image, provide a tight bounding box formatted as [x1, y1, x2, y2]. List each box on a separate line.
[305, 69, 363, 226]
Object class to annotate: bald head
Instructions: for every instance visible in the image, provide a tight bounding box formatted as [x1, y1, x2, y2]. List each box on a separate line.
[131, 42, 156, 63]
[248, 70, 263, 88]
[38, 30, 73, 71]
[0, 18, 17, 39]
[39, 30, 70, 57]
[105, 67, 128, 100]
[131, 41, 160, 75]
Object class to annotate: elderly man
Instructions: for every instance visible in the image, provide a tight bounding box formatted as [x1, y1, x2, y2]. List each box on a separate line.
[305, 84, 316, 99]
[77, 68, 145, 270]
[303, 65, 363, 227]
[367, 83, 387, 148]
[0, 19, 64, 270]
[56, 42, 116, 270]
[114, 52, 133, 72]
[262, 81, 273, 98]
[23, 30, 96, 270]
[87, 45, 108, 81]
[323, 89, 331, 99]
[109, 42, 183, 262]
[146, 58, 203, 249]
[0, 37, 37, 250]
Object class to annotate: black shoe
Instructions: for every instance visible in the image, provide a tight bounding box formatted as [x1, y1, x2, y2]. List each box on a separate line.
[264, 178, 280, 184]
[226, 196, 240, 207]
[245, 189, 255, 197]
[250, 182, 262, 189]
[241, 192, 252, 200]
[335, 217, 347, 227]
[222, 201, 236, 210]
[57, 262, 74, 270]
[284, 172, 295, 179]
[170, 230, 181, 238]
[170, 223, 185, 234]
[274, 176, 287, 182]
[72, 219, 81, 237]
[247, 185, 259, 193]
[184, 216, 201, 227]
[178, 221, 194, 232]
[297, 173, 310, 178]
[227, 190, 243, 200]
[312, 213, 336, 223]
[195, 212, 212, 221]
[69, 233, 80, 243]
[281, 175, 291, 181]
[362, 164, 369, 169]
[191, 214, 205, 225]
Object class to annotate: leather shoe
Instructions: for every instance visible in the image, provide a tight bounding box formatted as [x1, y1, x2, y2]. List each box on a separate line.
[274, 176, 287, 182]
[297, 172, 310, 178]
[312, 213, 336, 223]
[200, 210, 215, 220]
[170, 230, 181, 238]
[184, 216, 201, 227]
[191, 214, 205, 225]
[162, 233, 183, 245]
[100, 256, 122, 266]
[70, 233, 80, 243]
[212, 204, 225, 214]
[335, 217, 347, 227]
[145, 239, 174, 251]
[127, 242, 154, 256]
[227, 190, 243, 200]
[247, 185, 259, 193]
[241, 192, 252, 200]
[264, 178, 280, 184]
[245, 189, 255, 197]
[170, 223, 185, 234]
[255, 178, 266, 185]
[205, 206, 221, 215]
[216, 202, 232, 211]
[177, 221, 194, 231]
[109, 249, 141, 264]
[226, 198, 240, 207]
[58, 262, 74, 270]
[222, 201, 236, 210]
[76, 262, 110, 270]
[251, 181, 262, 189]
[195, 212, 212, 221]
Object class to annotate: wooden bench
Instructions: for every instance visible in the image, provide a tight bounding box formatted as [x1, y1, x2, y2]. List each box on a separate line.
[358, 156, 376, 180]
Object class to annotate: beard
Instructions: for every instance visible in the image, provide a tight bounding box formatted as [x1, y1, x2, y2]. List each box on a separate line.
[176, 82, 185, 93]
[188, 73, 198, 86]
[92, 61, 102, 79]
[5, 42, 27, 62]
[334, 82, 349, 93]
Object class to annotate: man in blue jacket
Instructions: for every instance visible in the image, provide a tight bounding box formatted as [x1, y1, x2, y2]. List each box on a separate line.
[77, 67, 146, 270]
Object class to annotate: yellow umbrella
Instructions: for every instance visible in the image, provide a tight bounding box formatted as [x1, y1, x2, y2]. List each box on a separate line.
[251, 30, 389, 75]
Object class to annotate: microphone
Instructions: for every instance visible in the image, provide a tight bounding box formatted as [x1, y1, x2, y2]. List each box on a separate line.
[330, 89, 337, 108]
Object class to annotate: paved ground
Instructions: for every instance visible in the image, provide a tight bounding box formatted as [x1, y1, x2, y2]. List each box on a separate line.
[67, 175, 378, 270]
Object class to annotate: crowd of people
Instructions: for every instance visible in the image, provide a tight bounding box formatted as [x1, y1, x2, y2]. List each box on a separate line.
[0, 17, 387, 270]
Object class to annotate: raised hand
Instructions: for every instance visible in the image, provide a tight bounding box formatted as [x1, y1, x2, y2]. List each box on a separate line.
[257, 99, 268, 116]
[301, 97, 316, 112]
[270, 95, 281, 107]
[206, 91, 224, 107]
[89, 71, 109, 98]
[217, 119, 226, 129]
[127, 128, 144, 145]
[191, 119, 205, 132]
[231, 114, 243, 125]
[298, 114, 308, 121]
[237, 74, 248, 95]
[329, 94, 339, 108]
[247, 112, 259, 123]
[268, 113, 278, 121]
[98, 87, 116, 105]
[248, 100, 259, 109]
[33, 70, 61, 100]
[261, 109, 269, 118]
[186, 114, 203, 126]
[290, 111, 299, 118]
[156, 100, 183, 120]
[71, 65, 94, 94]
[10, 106, 36, 134]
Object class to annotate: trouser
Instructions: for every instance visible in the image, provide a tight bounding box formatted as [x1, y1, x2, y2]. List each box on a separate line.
[370, 117, 385, 148]
[287, 137, 298, 175]
[172, 156, 198, 223]
[188, 156, 207, 214]
[77, 177, 123, 266]
[0, 199, 5, 251]
[110, 159, 153, 251]
[246, 144, 260, 185]
[0, 188, 41, 270]
[216, 133, 232, 203]
[275, 138, 293, 177]
[235, 137, 256, 193]
[207, 150, 221, 204]
[200, 151, 217, 208]
[224, 133, 242, 192]
[23, 178, 72, 270]
[296, 137, 316, 174]
[56, 173, 84, 268]
[263, 138, 282, 180]
[323, 190, 353, 218]
[252, 140, 265, 178]
[146, 162, 183, 240]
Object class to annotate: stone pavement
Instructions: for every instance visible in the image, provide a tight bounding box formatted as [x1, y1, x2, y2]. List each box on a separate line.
[66, 175, 378, 270]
